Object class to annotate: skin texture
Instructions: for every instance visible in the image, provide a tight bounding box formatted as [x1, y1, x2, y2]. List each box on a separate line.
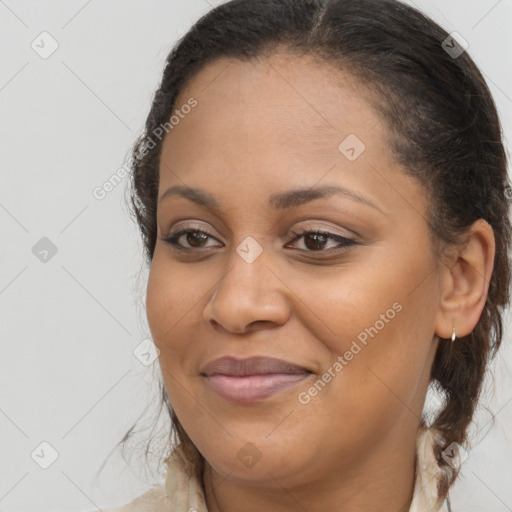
[145, 53, 495, 512]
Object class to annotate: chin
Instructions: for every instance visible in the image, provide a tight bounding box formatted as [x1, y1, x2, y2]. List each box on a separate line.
[199, 430, 308, 481]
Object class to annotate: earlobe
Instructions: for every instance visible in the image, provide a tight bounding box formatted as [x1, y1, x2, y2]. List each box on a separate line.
[434, 219, 496, 341]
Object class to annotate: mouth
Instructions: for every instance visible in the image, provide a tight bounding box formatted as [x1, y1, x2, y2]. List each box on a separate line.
[200, 356, 313, 403]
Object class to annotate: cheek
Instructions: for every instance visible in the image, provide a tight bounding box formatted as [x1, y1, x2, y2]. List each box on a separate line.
[309, 299, 433, 444]
[145, 262, 193, 407]
[290, 242, 433, 355]
[280, 260, 403, 353]
[145, 260, 174, 343]
[145, 254, 203, 347]
[145, 254, 217, 386]
[288, 257, 433, 405]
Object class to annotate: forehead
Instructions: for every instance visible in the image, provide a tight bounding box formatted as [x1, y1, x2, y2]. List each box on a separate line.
[158, 52, 421, 222]
[159, 50, 427, 234]
[162, 53, 389, 168]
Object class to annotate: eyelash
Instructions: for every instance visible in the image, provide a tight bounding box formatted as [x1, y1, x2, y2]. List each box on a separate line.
[161, 227, 356, 254]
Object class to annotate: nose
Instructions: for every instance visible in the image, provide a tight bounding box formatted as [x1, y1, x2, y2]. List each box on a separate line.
[202, 245, 291, 334]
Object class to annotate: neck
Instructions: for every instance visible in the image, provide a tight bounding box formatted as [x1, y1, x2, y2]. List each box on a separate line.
[202, 424, 418, 512]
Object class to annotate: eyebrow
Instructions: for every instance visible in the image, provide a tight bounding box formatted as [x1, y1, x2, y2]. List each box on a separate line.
[158, 184, 384, 214]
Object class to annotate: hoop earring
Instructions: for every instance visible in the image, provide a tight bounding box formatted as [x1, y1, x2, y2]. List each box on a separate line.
[451, 326, 457, 343]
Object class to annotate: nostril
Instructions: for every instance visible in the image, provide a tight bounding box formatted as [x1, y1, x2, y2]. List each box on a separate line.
[247, 320, 272, 330]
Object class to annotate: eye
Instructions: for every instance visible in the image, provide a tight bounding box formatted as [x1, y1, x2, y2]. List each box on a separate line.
[286, 229, 356, 253]
[161, 227, 357, 253]
[161, 228, 222, 250]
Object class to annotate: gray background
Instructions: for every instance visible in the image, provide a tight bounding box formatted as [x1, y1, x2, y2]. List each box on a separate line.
[0, 1, 511, 511]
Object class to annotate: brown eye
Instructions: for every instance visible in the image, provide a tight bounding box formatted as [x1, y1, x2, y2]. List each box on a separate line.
[185, 231, 209, 247]
[288, 229, 356, 253]
[162, 228, 222, 249]
[303, 232, 329, 251]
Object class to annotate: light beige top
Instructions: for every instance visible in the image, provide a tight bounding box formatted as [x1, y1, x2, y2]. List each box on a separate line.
[95, 426, 450, 512]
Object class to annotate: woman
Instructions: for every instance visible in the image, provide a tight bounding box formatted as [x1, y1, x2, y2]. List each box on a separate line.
[95, 0, 511, 510]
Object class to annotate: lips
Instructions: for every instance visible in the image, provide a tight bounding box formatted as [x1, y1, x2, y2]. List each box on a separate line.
[201, 356, 313, 403]
[201, 356, 311, 377]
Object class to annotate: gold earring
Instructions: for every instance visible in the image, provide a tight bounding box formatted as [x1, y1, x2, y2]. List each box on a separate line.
[451, 326, 457, 343]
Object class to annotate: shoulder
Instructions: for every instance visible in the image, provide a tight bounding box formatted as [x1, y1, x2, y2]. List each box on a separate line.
[87, 484, 170, 512]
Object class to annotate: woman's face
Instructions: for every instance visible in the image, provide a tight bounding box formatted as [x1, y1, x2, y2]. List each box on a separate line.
[146, 53, 443, 488]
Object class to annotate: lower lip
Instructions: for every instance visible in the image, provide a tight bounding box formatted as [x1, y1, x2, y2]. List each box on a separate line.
[204, 373, 312, 403]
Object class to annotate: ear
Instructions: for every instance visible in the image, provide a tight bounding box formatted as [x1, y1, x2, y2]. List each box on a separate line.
[434, 219, 496, 340]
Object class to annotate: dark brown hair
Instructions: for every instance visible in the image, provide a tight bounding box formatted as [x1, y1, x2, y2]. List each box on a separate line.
[101, 0, 511, 502]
